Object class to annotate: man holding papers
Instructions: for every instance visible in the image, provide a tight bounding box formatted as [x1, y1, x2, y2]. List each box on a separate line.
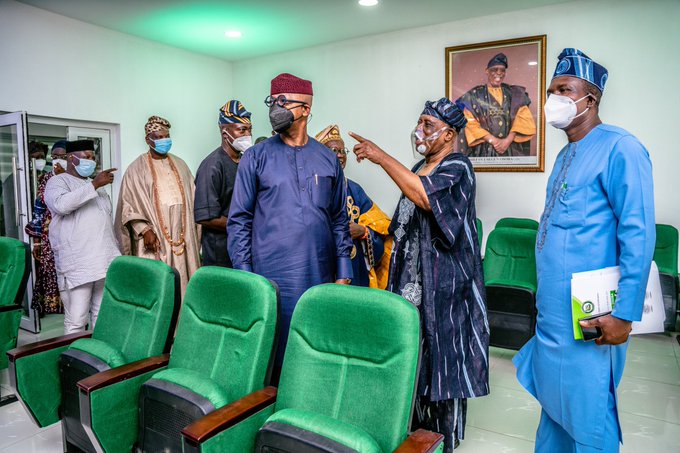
[513, 48, 656, 452]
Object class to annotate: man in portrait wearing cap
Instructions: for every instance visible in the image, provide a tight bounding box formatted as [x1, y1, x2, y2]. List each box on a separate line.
[115, 116, 201, 295]
[456, 52, 536, 158]
[315, 124, 391, 289]
[44, 140, 120, 333]
[228, 73, 353, 382]
[349, 98, 489, 452]
[194, 100, 253, 267]
[513, 49, 655, 452]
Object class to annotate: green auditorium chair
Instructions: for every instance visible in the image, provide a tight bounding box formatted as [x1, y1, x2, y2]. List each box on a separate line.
[7, 256, 180, 453]
[495, 217, 539, 231]
[484, 227, 538, 350]
[179, 284, 444, 453]
[0, 237, 30, 406]
[77, 266, 279, 453]
[654, 224, 679, 331]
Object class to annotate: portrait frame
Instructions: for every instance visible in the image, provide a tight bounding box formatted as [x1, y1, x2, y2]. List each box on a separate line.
[445, 35, 546, 172]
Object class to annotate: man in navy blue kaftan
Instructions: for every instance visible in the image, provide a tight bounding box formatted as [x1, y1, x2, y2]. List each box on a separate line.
[227, 73, 353, 383]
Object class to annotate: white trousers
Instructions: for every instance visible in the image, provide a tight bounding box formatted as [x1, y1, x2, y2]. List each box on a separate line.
[61, 279, 105, 334]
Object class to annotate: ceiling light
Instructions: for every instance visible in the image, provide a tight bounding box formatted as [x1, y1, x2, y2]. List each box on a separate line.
[224, 30, 242, 38]
[528, 61, 538, 66]
[358, 0, 379, 6]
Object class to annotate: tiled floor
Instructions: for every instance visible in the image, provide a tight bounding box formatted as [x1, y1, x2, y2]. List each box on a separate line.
[1, 315, 679, 452]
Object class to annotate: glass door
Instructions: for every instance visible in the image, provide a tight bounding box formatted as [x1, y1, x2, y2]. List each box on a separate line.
[0, 112, 38, 332]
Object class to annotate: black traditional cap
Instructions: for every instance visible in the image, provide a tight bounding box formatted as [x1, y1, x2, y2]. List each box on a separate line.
[487, 52, 508, 69]
[65, 140, 95, 153]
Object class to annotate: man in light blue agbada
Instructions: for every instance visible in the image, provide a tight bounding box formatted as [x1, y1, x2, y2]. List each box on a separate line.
[513, 48, 656, 452]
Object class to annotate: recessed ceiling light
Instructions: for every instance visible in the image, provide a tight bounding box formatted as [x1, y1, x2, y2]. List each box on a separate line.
[358, 0, 379, 6]
[225, 30, 242, 38]
[528, 61, 538, 66]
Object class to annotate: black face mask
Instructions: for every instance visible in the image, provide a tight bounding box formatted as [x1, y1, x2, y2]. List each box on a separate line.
[269, 104, 295, 133]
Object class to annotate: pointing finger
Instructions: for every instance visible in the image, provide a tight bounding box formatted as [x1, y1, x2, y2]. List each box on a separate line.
[348, 131, 368, 143]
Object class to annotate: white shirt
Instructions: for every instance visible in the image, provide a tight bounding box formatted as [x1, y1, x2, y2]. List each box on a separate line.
[44, 173, 121, 290]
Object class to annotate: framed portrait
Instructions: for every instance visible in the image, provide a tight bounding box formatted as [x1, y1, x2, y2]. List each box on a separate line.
[445, 35, 546, 172]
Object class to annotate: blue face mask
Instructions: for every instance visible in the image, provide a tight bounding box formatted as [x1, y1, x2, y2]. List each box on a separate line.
[152, 138, 172, 154]
[74, 157, 96, 178]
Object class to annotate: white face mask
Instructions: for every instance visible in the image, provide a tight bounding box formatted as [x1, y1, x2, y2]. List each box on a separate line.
[544, 94, 591, 129]
[411, 127, 447, 156]
[34, 158, 46, 171]
[52, 158, 67, 171]
[226, 131, 252, 155]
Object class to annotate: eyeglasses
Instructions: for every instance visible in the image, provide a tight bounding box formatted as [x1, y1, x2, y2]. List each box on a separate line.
[330, 147, 348, 155]
[264, 95, 308, 108]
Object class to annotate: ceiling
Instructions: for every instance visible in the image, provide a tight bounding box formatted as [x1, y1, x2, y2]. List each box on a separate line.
[18, 0, 571, 61]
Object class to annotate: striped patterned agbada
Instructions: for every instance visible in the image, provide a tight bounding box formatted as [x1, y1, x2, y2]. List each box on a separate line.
[387, 152, 489, 449]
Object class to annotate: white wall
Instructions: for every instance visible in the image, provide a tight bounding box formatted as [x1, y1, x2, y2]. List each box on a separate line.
[0, 0, 234, 175]
[232, 0, 680, 244]
[2, 0, 677, 246]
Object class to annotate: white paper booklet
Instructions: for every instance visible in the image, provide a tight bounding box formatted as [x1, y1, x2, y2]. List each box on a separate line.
[571, 261, 665, 340]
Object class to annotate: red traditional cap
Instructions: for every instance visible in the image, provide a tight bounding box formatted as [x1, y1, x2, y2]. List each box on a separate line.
[270, 73, 313, 96]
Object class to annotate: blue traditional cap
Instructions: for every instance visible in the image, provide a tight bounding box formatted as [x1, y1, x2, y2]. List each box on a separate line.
[219, 100, 252, 125]
[552, 48, 608, 92]
[421, 97, 467, 132]
[51, 140, 68, 152]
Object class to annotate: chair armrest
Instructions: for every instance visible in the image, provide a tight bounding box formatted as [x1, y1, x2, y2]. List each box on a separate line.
[7, 331, 91, 361]
[0, 304, 22, 313]
[394, 429, 444, 453]
[181, 386, 277, 445]
[77, 354, 170, 394]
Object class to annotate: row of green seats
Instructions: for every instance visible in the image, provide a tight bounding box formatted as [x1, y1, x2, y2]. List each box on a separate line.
[8, 254, 444, 453]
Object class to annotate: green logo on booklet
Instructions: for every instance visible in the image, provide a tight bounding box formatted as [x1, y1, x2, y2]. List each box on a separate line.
[582, 301, 594, 313]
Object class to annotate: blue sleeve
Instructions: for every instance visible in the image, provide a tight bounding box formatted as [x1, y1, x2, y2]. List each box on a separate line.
[606, 136, 656, 322]
[25, 196, 46, 238]
[332, 167, 353, 280]
[227, 151, 257, 273]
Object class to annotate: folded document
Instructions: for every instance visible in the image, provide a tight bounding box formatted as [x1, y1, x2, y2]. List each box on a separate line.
[571, 262, 665, 340]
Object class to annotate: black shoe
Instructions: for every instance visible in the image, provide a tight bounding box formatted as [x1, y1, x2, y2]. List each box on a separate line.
[454, 439, 460, 449]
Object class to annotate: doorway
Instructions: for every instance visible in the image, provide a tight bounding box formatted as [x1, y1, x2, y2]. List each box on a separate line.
[0, 111, 119, 333]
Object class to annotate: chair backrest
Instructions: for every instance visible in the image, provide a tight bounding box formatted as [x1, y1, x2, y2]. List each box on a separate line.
[484, 227, 537, 291]
[92, 256, 179, 363]
[495, 217, 539, 231]
[654, 224, 679, 277]
[168, 267, 279, 402]
[277, 284, 420, 453]
[0, 237, 30, 307]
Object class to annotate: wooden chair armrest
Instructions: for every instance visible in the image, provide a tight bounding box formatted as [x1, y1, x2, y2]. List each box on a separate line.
[394, 429, 444, 453]
[7, 331, 92, 361]
[77, 354, 170, 394]
[0, 304, 22, 313]
[181, 386, 277, 445]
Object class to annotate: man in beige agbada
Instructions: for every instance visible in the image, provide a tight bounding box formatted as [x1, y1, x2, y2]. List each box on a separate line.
[115, 116, 200, 294]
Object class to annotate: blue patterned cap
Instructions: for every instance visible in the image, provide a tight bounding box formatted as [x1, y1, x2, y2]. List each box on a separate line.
[552, 48, 608, 92]
[218, 100, 251, 125]
[421, 97, 467, 132]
